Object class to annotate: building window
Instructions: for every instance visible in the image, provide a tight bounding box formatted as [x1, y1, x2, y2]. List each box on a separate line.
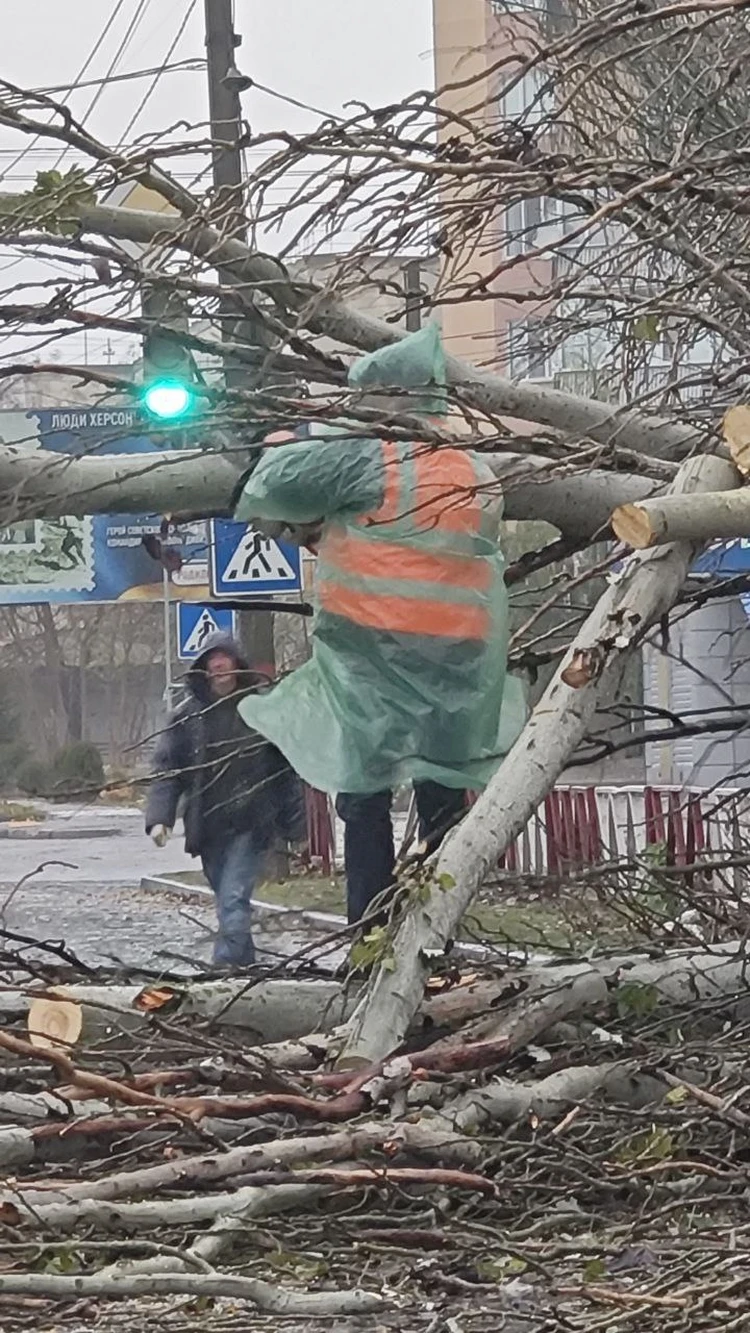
[501, 68, 554, 127]
[490, 0, 568, 30]
[506, 195, 563, 255]
[507, 320, 557, 379]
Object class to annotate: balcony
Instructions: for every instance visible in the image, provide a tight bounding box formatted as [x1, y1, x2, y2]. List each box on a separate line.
[553, 364, 713, 408]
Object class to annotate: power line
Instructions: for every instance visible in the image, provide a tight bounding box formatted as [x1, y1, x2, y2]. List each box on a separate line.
[51, 0, 155, 170]
[32, 59, 204, 98]
[0, 0, 130, 183]
[119, 0, 199, 144]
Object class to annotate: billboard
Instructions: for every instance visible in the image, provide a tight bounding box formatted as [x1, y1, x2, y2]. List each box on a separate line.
[0, 406, 210, 604]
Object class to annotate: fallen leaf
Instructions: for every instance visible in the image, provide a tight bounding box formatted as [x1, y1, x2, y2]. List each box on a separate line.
[133, 986, 179, 1013]
[584, 1257, 607, 1281]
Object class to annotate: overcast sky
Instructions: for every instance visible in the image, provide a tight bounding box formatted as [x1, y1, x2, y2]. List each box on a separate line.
[0, 0, 434, 362]
[0, 2, 434, 169]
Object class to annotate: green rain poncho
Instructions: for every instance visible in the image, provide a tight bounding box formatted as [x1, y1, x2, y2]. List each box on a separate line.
[235, 326, 527, 794]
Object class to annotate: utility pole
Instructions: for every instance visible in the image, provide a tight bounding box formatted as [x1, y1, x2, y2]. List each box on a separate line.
[404, 258, 423, 332]
[204, 0, 276, 676]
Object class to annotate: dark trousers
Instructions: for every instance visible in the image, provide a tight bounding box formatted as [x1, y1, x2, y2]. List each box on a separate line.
[335, 782, 466, 925]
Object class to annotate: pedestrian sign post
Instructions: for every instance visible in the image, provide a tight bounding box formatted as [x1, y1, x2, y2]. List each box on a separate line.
[176, 603, 236, 660]
[209, 520, 302, 597]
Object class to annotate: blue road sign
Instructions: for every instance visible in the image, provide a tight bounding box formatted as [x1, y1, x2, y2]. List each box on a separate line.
[177, 603, 236, 660]
[209, 519, 302, 597]
[692, 539, 750, 576]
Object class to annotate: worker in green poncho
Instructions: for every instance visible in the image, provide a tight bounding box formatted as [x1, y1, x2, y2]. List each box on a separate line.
[235, 325, 526, 924]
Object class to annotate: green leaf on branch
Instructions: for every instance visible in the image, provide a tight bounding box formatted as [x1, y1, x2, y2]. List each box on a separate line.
[40, 1248, 80, 1274]
[267, 1251, 329, 1280]
[616, 1125, 675, 1165]
[475, 1255, 528, 1281]
[633, 314, 661, 342]
[0, 167, 96, 239]
[615, 980, 659, 1020]
[350, 924, 395, 972]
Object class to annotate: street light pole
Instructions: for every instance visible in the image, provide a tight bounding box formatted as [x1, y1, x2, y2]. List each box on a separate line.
[204, 0, 276, 676]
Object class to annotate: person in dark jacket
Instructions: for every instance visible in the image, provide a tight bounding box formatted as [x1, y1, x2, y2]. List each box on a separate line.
[145, 633, 305, 967]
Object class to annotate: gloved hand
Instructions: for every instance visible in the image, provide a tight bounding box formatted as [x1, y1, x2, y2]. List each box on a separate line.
[150, 825, 171, 849]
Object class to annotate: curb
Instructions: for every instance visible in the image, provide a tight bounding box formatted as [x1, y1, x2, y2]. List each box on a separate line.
[139, 874, 493, 962]
[139, 874, 346, 934]
[0, 825, 123, 841]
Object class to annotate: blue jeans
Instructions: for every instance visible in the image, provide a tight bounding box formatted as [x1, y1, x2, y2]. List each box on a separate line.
[200, 830, 263, 967]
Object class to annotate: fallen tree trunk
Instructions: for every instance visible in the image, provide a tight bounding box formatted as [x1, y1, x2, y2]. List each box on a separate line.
[0, 445, 243, 523]
[339, 453, 741, 1068]
[24, 977, 353, 1046]
[437, 1061, 667, 1133]
[4, 1180, 333, 1235]
[612, 488, 750, 548]
[0, 437, 664, 542]
[3, 1117, 477, 1213]
[490, 455, 663, 536]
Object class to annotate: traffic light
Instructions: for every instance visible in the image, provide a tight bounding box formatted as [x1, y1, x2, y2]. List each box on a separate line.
[141, 378, 197, 421]
[140, 284, 199, 424]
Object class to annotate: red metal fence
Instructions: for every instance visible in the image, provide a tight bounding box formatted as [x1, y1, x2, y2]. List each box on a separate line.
[305, 784, 746, 880]
[497, 785, 742, 876]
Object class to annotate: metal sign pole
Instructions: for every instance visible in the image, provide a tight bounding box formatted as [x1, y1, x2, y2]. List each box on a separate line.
[162, 568, 173, 704]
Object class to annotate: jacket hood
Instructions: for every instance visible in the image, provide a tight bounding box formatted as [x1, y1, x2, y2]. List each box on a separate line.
[185, 632, 268, 704]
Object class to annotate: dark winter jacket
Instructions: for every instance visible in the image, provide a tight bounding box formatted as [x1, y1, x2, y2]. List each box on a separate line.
[145, 634, 305, 856]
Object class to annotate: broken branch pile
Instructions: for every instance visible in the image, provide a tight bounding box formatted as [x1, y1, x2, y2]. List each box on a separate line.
[2, 933, 750, 1332]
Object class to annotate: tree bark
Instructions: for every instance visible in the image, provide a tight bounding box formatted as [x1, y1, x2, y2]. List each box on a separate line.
[0, 436, 665, 543]
[436, 1062, 667, 1133]
[0, 1271, 382, 1317]
[489, 455, 662, 534]
[612, 486, 750, 548]
[3, 1117, 477, 1221]
[338, 454, 741, 1068]
[24, 977, 353, 1046]
[0, 445, 243, 522]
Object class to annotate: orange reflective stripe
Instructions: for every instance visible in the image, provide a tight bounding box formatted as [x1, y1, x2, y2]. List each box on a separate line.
[318, 580, 489, 640]
[412, 448, 482, 534]
[368, 439, 401, 523]
[324, 528, 490, 591]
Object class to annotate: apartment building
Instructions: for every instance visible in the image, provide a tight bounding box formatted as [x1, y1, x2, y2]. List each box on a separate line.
[432, 0, 750, 790]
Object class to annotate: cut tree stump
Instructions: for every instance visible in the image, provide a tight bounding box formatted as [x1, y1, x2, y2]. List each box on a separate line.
[724, 404, 750, 477]
[612, 485, 749, 549]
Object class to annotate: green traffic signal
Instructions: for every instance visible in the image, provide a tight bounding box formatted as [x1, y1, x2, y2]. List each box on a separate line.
[142, 378, 197, 421]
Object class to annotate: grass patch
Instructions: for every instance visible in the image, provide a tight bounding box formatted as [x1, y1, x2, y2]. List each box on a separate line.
[0, 800, 44, 823]
[260, 875, 636, 950]
[257, 874, 344, 915]
[158, 868, 640, 952]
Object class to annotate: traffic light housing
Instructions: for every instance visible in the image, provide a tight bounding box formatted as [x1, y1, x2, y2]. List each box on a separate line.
[140, 284, 199, 423]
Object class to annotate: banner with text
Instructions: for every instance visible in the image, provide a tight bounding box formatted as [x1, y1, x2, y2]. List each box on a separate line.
[0, 406, 210, 604]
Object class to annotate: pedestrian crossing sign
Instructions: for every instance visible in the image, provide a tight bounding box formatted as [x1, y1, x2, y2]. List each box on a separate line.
[177, 603, 236, 660]
[209, 519, 302, 597]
